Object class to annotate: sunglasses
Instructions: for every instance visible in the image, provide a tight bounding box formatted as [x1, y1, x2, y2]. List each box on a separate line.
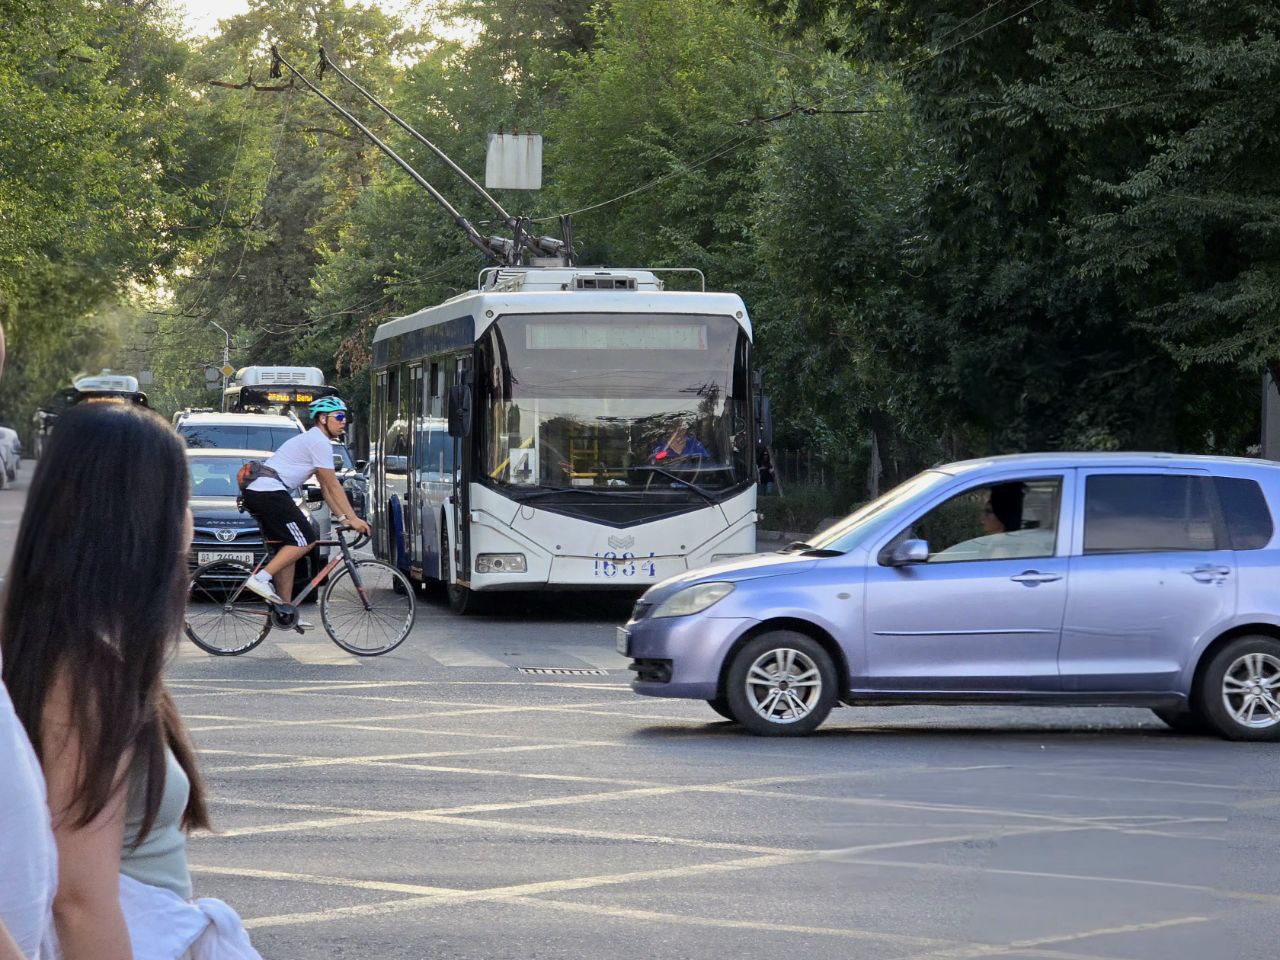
[328, 412, 347, 423]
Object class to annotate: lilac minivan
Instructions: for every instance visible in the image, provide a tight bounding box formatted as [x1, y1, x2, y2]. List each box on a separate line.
[621, 454, 1280, 740]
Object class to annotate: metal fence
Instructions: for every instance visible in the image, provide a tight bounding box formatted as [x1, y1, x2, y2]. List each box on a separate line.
[765, 448, 832, 489]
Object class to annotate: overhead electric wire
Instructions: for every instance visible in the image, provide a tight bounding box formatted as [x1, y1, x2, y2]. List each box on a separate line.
[270, 45, 500, 262]
[317, 47, 517, 230]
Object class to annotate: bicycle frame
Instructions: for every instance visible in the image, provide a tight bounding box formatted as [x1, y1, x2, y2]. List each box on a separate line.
[239, 530, 371, 610]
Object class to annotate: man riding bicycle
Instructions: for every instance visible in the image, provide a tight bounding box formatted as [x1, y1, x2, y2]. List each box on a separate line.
[240, 396, 370, 604]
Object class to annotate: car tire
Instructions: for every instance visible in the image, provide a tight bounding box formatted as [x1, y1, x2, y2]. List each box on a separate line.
[1151, 707, 1211, 735]
[707, 696, 736, 722]
[724, 631, 837, 737]
[1197, 635, 1280, 742]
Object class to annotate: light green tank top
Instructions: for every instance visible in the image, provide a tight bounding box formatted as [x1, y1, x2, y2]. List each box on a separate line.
[122, 748, 192, 899]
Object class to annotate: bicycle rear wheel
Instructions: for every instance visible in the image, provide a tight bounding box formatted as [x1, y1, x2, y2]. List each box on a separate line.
[185, 559, 272, 656]
[320, 559, 415, 656]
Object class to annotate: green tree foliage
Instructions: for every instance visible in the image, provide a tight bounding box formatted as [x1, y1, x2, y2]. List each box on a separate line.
[0, 0, 195, 432]
[545, 0, 778, 272]
[755, 0, 1271, 460]
[150, 0, 420, 414]
[3, 0, 1270, 473]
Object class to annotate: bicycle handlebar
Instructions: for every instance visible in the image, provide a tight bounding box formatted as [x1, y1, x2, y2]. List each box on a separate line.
[337, 527, 371, 551]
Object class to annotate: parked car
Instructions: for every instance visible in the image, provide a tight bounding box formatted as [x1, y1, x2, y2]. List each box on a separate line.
[622, 453, 1280, 741]
[185, 445, 332, 588]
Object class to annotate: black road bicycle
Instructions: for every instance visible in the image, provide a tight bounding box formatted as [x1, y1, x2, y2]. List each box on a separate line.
[184, 528, 415, 656]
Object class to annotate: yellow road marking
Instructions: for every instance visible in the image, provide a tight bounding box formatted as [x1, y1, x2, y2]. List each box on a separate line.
[842, 856, 1279, 906]
[274, 642, 363, 666]
[205, 740, 615, 774]
[219, 823, 1087, 931]
[898, 915, 1214, 960]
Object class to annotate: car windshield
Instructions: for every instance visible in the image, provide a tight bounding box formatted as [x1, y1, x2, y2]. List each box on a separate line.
[332, 444, 354, 471]
[805, 471, 951, 553]
[477, 313, 752, 501]
[189, 456, 300, 499]
[180, 423, 300, 450]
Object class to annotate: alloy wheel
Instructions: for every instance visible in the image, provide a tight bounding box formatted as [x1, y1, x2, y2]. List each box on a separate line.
[744, 647, 823, 724]
[1221, 652, 1280, 728]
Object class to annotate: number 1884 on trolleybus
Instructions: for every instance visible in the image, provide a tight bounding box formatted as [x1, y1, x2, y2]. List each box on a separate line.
[368, 266, 762, 613]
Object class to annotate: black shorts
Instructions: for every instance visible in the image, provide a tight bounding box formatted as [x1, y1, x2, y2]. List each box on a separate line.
[242, 488, 316, 548]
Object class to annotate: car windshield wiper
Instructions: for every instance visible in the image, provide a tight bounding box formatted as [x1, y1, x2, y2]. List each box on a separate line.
[629, 466, 717, 504]
[779, 540, 843, 557]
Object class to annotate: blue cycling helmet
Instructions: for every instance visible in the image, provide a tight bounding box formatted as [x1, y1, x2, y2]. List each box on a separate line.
[308, 395, 348, 419]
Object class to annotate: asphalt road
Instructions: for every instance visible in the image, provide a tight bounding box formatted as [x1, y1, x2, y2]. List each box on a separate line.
[3, 472, 1279, 960]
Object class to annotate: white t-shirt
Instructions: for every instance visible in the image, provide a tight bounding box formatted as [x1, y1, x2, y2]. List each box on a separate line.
[0, 681, 56, 958]
[247, 427, 334, 493]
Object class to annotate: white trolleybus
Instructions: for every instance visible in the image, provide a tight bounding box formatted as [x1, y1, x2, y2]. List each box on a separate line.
[369, 266, 760, 613]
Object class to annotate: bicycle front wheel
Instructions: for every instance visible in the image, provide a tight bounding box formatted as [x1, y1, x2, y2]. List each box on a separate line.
[185, 560, 272, 656]
[321, 559, 415, 656]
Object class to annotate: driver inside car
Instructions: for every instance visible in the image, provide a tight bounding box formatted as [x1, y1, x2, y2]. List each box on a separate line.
[932, 482, 1056, 561]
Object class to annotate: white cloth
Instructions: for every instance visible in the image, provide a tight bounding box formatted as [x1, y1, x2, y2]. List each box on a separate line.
[0, 682, 56, 959]
[116, 874, 263, 960]
[247, 426, 332, 493]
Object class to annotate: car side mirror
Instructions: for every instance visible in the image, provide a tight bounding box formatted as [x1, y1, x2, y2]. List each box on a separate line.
[305, 486, 324, 504]
[883, 539, 929, 566]
[355, 459, 367, 471]
[447, 383, 472, 438]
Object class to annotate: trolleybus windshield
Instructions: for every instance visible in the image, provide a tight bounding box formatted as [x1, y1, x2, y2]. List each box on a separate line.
[478, 313, 751, 501]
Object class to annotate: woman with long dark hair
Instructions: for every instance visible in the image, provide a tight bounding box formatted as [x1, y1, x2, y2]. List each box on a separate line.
[1, 401, 259, 960]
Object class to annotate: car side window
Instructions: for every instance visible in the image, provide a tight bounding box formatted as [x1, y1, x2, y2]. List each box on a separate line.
[1083, 474, 1217, 554]
[900, 477, 1062, 564]
[1214, 476, 1273, 550]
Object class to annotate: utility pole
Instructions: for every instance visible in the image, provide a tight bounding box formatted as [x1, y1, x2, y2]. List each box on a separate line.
[209, 320, 233, 412]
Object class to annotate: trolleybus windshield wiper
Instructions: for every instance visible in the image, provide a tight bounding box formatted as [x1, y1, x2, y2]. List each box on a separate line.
[629, 466, 717, 504]
[510, 485, 631, 500]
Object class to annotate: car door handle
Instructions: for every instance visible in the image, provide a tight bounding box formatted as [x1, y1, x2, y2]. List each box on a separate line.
[1010, 571, 1062, 584]
[1184, 564, 1230, 583]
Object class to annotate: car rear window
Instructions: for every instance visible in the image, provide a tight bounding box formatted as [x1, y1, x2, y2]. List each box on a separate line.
[1083, 475, 1217, 553]
[1214, 476, 1273, 550]
[180, 424, 300, 450]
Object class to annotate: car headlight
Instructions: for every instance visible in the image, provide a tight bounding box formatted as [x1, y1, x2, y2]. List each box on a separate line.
[652, 582, 735, 618]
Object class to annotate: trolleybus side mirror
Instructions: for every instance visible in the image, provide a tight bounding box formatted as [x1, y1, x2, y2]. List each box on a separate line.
[755, 394, 773, 451]
[447, 383, 472, 438]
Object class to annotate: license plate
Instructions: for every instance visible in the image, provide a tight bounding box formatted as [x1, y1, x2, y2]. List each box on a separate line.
[616, 626, 631, 656]
[197, 551, 254, 566]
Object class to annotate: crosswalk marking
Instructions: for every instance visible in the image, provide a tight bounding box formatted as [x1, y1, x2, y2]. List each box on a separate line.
[175, 635, 629, 670]
[274, 641, 362, 666]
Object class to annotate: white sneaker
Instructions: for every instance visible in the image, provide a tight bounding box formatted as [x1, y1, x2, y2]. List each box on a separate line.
[243, 576, 284, 604]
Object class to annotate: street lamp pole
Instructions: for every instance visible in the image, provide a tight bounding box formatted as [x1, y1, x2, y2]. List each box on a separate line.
[209, 320, 232, 412]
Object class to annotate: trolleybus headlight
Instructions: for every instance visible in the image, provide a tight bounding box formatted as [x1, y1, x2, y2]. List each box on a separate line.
[476, 553, 527, 573]
[652, 582, 734, 618]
